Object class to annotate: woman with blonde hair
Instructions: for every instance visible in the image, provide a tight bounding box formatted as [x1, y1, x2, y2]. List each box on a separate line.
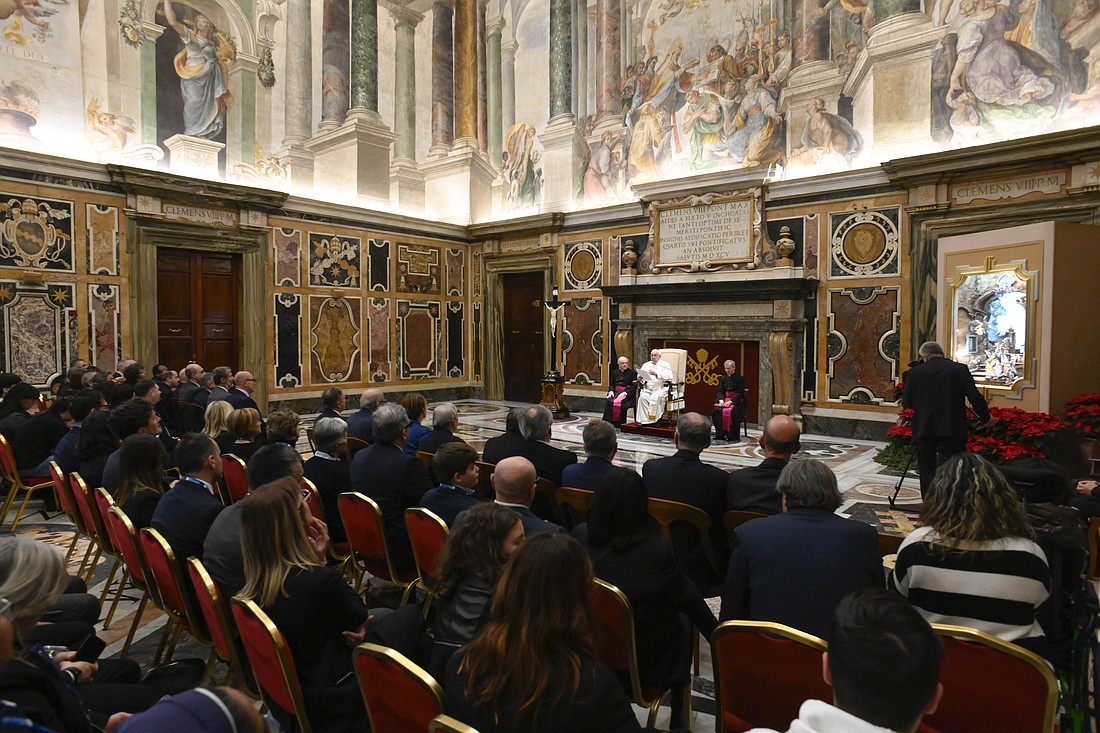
[237, 477, 367, 733]
[266, 409, 300, 447]
[892, 453, 1051, 655]
[444, 533, 645, 732]
[219, 407, 262, 463]
[203, 399, 233, 439]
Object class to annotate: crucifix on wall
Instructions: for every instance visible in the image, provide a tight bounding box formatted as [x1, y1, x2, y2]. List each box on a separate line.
[538, 286, 571, 418]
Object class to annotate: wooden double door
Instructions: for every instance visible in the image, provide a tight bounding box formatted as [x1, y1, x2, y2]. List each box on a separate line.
[501, 272, 545, 403]
[156, 249, 240, 370]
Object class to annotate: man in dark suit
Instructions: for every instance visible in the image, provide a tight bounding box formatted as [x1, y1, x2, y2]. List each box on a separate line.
[192, 373, 216, 410]
[561, 419, 617, 491]
[719, 458, 884, 640]
[492, 404, 578, 484]
[226, 371, 260, 410]
[417, 401, 466, 456]
[726, 414, 801, 515]
[175, 363, 204, 404]
[350, 402, 433, 573]
[643, 412, 730, 592]
[490, 455, 563, 536]
[903, 341, 991, 498]
[319, 387, 346, 421]
[602, 356, 637, 427]
[480, 407, 528, 463]
[420, 442, 481, 526]
[150, 432, 225, 563]
[347, 387, 384, 442]
[711, 359, 746, 441]
[204, 366, 233, 404]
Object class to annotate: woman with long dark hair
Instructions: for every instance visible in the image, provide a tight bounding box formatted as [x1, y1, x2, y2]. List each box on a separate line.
[445, 533, 645, 733]
[115, 433, 169, 529]
[576, 466, 715, 723]
[892, 453, 1051, 654]
[0, 382, 40, 440]
[429, 502, 523, 679]
[77, 409, 120, 490]
[401, 393, 431, 454]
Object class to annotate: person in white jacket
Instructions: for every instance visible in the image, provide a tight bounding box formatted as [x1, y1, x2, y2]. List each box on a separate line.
[748, 589, 944, 733]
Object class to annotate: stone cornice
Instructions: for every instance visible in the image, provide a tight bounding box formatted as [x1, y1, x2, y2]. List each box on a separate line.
[468, 211, 566, 238]
[601, 277, 819, 303]
[107, 164, 289, 209]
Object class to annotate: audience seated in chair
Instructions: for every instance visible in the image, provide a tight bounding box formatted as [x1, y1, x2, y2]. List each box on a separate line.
[347, 387, 384, 443]
[266, 409, 301, 449]
[225, 372, 260, 411]
[102, 400, 163, 495]
[720, 459, 883, 640]
[562, 419, 618, 492]
[303, 417, 351, 544]
[726, 415, 801, 516]
[473, 455, 563, 537]
[217, 407, 263, 465]
[52, 391, 106, 476]
[711, 360, 747, 442]
[76, 410, 119, 491]
[745, 588, 944, 733]
[402, 393, 433, 455]
[603, 356, 638, 427]
[114, 433, 169, 531]
[417, 402, 467, 457]
[421, 442, 483, 526]
[13, 396, 70, 480]
[149, 432, 224, 564]
[319, 386, 347, 422]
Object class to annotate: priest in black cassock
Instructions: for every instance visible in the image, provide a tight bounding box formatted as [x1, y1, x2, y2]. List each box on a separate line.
[602, 356, 638, 426]
[712, 359, 746, 441]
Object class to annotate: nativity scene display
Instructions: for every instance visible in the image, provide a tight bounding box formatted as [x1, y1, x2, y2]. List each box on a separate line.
[951, 266, 1033, 389]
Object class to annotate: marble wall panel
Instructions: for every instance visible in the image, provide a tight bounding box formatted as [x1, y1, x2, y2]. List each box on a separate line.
[309, 296, 361, 383]
[446, 248, 464, 297]
[826, 286, 900, 404]
[275, 293, 303, 388]
[274, 228, 302, 286]
[0, 282, 74, 387]
[765, 217, 805, 267]
[397, 300, 441, 379]
[397, 244, 441, 295]
[308, 232, 361, 288]
[606, 236, 621, 286]
[447, 302, 464, 378]
[369, 239, 390, 292]
[86, 204, 119, 276]
[563, 240, 602, 292]
[367, 297, 392, 381]
[563, 297, 602, 386]
[828, 208, 900, 279]
[88, 284, 121, 371]
[0, 196, 74, 272]
[804, 213, 820, 276]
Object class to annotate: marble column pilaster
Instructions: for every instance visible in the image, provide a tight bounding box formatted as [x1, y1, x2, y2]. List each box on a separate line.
[281, 0, 315, 188]
[575, 0, 588, 120]
[349, 0, 378, 116]
[487, 18, 504, 167]
[477, 1, 488, 153]
[621, 0, 633, 77]
[501, 39, 517, 134]
[544, 0, 579, 211]
[321, 0, 350, 130]
[549, 0, 573, 120]
[430, 0, 455, 157]
[391, 6, 426, 211]
[595, 0, 620, 119]
[454, 0, 479, 148]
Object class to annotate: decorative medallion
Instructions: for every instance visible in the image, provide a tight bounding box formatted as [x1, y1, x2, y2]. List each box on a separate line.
[563, 240, 602, 291]
[0, 197, 73, 271]
[829, 208, 900, 278]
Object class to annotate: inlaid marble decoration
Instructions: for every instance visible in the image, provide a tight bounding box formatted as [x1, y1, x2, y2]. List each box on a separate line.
[447, 301, 464, 378]
[446, 248, 464, 297]
[829, 208, 900, 278]
[0, 281, 74, 387]
[309, 296, 361, 383]
[805, 213, 820, 276]
[563, 240, 602, 292]
[765, 217, 805, 268]
[397, 299, 441, 379]
[826, 286, 900, 404]
[275, 293, 302, 388]
[366, 298, 392, 382]
[85, 204, 119, 275]
[397, 244, 441, 295]
[607, 236, 621, 287]
[308, 232, 361, 288]
[88, 284, 120, 370]
[0, 196, 74, 272]
[562, 297, 603, 386]
[368, 239, 390, 292]
[274, 228, 302, 286]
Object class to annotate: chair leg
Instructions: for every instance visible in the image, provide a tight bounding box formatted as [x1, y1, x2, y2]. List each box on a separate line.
[692, 630, 700, 677]
[82, 546, 103, 584]
[75, 539, 95, 579]
[102, 569, 130, 629]
[9, 490, 33, 531]
[0, 481, 19, 526]
[200, 647, 218, 683]
[120, 594, 149, 658]
[97, 557, 122, 608]
[63, 531, 80, 562]
[646, 690, 670, 729]
[152, 618, 178, 666]
[162, 620, 184, 662]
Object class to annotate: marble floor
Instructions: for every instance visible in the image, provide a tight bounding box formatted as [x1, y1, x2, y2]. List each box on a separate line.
[7, 399, 920, 732]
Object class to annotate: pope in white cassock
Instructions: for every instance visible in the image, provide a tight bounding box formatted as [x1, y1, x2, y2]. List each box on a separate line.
[636, 348, 675, 424]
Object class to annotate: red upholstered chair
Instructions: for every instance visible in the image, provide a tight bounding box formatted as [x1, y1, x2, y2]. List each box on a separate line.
[404, 507, 449, 610]
[105, 505, 158, 658]
[139, 527, 214, 672]
[347, 436, 369, 458]
[416, 451, 435, 471]
[429, 715, 482, 733]
[219, 454, 249, 505]
[50, 460, 90, 565]
[69, 473, 106, 582]
[0, 434, 54, 530]
[917, 624, 1059, 733]
[337, 492, 417, 598]
[91, 488, 127, 627]
[589, 578, 686, 727]
[300, 478, 351, 569]
[557, 486, 594, 528]
[710, 620, 830, 733]
[186, 557, 254, 694]
[232, 598, 316, 733]
[648, 496, 725, 596]
[353, 642, 443, 733]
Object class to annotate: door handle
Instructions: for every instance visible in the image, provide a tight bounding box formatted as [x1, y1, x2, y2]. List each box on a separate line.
[168, 327, 181, 334]
[212, 327, 224, 334]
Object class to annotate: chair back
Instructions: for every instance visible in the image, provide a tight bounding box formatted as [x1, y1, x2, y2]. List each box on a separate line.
[429, 715, 482, 733]
[918, 624, 1059, 733]
[588, 579, 666, 712]
[722, 509, 767, 538]
[648, 497, 724, 589]
[50, 461, 86, 534]
[658, 348, 688, 412]
[173, 399, 204, 433]
[534, 477, 566, 525]
[219, 454, 249, 505]
[231, 598, 314, 733]
[353, 643, 443, 733]
[139, 527, 208, 641]
[877, 532, 904, 557]
[69, 474, 104, 547]
[105, 505, 154, 600]
[338, 492, 415, 584]
[710, 620, 829, 733]
[92, 488, 120, 555]
[347, 436, 370, 457]
[405, 507, 449, 589]
[186, 558, 252, 692]
[416, 451, 435, 470]
[302, 478, 324, 522]
[473, 461, 496, 500]
[557, 486, 593, 527]
[305, 426, 316, 453]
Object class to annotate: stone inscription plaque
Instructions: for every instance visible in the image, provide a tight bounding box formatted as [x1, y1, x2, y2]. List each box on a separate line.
[655, 196, 754, 266]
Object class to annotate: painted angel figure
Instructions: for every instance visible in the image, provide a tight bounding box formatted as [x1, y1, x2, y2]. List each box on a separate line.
[162, 0, 235, 139]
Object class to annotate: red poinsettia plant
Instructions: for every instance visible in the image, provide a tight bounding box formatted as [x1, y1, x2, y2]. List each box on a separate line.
[1064, 393, 1100, 439]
